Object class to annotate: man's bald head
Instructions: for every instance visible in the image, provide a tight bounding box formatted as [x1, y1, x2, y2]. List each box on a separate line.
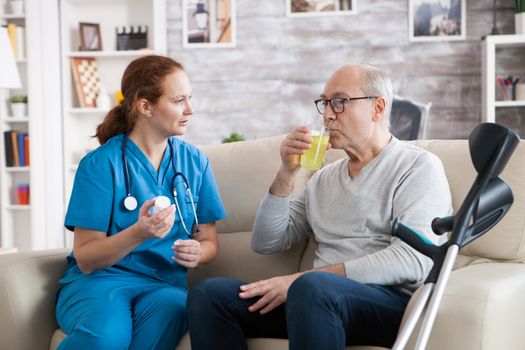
[329, 64, 393, 126]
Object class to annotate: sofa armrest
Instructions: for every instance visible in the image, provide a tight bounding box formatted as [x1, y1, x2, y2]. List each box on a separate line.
[0, 249, 69, 350]
[406, 263, 525, 350]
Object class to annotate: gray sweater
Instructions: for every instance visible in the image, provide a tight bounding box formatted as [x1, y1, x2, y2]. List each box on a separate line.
[252, 138, 452, 294]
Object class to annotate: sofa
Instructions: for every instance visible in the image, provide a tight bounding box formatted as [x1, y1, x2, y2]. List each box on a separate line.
[1, 135, 524, 350]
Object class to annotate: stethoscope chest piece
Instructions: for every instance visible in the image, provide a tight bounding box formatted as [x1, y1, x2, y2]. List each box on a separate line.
[121, 135, 199, 237]
[124, 195, 138, 211]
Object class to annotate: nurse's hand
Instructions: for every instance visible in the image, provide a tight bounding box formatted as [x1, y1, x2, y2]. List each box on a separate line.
[172, 239, 201, 268]
[135, 199, 176, 239]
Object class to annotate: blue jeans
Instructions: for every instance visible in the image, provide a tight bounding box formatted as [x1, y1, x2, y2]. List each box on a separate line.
[187, 272, 409, 350]
[56, 271, 188, 350]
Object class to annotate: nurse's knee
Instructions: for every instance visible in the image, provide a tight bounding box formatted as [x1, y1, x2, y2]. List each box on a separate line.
[155, 290, 187, 321]
[62, 321, 132, 350]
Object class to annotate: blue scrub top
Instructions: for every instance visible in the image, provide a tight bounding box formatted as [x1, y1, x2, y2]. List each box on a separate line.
[61, 134, 226, 288]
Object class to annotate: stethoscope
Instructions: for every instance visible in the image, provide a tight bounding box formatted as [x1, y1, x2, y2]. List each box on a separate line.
[122, 135, 200, 238]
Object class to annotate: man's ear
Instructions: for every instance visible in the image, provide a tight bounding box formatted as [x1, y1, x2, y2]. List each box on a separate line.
[371, 97, 387, 123]
[136, 98, 152, 117]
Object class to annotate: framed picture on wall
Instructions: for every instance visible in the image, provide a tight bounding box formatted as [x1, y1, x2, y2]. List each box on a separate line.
[182, 0, 236, 48]
[409, 0, 466, 42]
[286, 0, 356, 17]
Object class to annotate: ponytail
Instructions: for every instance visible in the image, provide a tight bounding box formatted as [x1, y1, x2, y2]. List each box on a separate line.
[95, 103, 134, 144]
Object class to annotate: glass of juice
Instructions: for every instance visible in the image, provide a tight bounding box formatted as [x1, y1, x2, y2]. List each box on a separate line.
[300, 120, 329, 170]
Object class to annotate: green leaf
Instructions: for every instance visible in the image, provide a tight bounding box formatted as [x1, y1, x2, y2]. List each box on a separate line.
[9, 95, 27, 103]
[222, 132, 245, 143]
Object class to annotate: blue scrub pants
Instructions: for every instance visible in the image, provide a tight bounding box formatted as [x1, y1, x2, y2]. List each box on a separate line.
[187, 272, 409, 350]
[56, 271, 187, 350]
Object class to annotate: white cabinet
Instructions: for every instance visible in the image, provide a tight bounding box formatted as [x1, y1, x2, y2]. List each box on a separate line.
[482, 35, 525, 124]
[0, 3, 30, 251]
[59, 0, 166, 247]
[0, 0, 62, 251]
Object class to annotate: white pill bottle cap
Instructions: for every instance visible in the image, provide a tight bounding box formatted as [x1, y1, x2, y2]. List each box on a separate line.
[153, 196, 171, 214]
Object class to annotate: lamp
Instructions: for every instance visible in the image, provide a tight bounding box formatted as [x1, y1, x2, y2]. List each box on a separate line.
[193, 2, 209, 30]
[0, 26, 21, 88]
[489, 0, 500, 36]
[481, 0, 500, 39]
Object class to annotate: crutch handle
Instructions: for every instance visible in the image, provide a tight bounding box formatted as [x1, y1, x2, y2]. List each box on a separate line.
[431, 216, 454, 235]
[392, 218, 438, 259]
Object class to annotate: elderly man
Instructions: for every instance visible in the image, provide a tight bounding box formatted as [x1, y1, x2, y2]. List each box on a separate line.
[187, 64, 452, 350]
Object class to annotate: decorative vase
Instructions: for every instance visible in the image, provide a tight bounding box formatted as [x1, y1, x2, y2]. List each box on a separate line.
[96, 85, 111, 110]
[516, 84, 525, 101]
[10, 102, 26, 117]
[516, 13, 525, 35]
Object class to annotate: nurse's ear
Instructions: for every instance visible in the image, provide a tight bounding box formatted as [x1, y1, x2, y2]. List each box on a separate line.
[136, 98, 153, 118]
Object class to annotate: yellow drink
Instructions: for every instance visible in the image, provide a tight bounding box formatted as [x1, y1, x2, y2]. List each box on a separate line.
[300, 132, 329, 170]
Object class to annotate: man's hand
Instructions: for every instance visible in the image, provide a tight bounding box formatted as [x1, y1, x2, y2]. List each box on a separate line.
[239, 273, 303, 314]
[270, 127, 316, 197]
[280, 127, 312, 172]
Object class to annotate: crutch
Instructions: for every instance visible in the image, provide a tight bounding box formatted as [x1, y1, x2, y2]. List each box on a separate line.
[391, 122, 520, 350]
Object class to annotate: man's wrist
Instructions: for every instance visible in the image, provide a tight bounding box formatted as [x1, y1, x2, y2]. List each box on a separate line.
[269, 165, 299, 197]
[279, 163, 300, 177]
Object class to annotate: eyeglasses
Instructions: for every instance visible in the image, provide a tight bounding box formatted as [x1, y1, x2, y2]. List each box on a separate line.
[314, 96, 378, 114]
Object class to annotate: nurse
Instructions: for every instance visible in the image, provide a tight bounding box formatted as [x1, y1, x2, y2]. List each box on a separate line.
[55, 55, 226, 350]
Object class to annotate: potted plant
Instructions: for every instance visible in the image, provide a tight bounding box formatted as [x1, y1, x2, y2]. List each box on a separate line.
[517, 0, 525, 34]
[9, 95, 27, 118]
[222, 132, 245, 143]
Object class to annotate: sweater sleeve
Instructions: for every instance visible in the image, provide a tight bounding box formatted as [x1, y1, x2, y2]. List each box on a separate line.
[251, 191, 312, 254]
[344, 152, 452, 287]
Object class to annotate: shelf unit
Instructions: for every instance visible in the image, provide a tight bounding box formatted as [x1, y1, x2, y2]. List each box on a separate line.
[482, 35, 525, 124]
[0, 2, 31, 250]
[1, 0, 32, 250]
[1, 0, 64, 252]
[60, 0, 166, 247]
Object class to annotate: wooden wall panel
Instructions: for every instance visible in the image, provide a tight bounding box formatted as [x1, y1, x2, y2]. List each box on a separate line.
[167, 0, 521, 144]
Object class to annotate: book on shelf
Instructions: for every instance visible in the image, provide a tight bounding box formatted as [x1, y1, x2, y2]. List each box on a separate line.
[15, 25, 25, 60]
[3, 130, 29, 167]
[7, 23, 16, 53]
[10, 131, 19, 167]
[24, 134, 29, 165]
[3, 131, 14, 167]
[6, 23, 25, 60]
[18, 132, 25, 166]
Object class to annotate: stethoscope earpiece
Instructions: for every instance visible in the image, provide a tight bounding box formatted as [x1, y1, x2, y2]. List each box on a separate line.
[122, 135, 199, 238]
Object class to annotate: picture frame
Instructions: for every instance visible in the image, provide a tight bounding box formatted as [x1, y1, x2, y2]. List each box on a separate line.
[182, 0, 236, 48]
[79, 22, 102, 51]
[70, 57, 101, 108]
[286, 0, 356, 18]
[409, 0, 466, 42]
